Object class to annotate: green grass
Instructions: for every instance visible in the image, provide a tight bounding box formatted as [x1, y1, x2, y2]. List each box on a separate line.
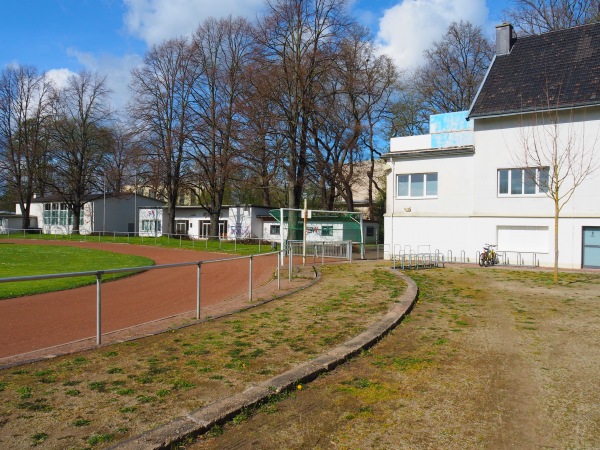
[0, 262, 404, 449]
[0, 232, 275, 256]
[0, 244, 154, 299]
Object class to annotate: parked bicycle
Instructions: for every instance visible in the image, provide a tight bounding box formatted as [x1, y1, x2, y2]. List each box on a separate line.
[479, 244, 499, 267]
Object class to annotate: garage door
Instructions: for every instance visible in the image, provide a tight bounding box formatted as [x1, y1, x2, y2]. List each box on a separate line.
[582, 227, 600, 268]
[497, 226, 549, 253]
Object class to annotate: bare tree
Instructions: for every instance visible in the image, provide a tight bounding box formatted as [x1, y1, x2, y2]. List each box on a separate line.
[254, 0, 351, 237]
[389, 74, 429, 137]
[0, 65, 53, 229]
[415, 20, 493, 116]
[130, 37, 199, 235]
[358, 47, 397, 221]
[189, 16, 253, 238]
[102, 124, 140, 194]
[505, 0, 600, 35]
[516, 102, 599, 283]
[237, 61, 285, 207]
[46, 71, 113, 234]
[307, 25, 396, 214]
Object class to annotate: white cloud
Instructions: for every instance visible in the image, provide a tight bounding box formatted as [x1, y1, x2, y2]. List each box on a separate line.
[377, 0, 490, 70]
[46, 68, 76, 90]
[123, 0, 265, 46]
[65, 49, 144, 111]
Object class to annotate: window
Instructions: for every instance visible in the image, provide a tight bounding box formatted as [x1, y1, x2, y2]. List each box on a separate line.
[270, 224, 280, 235]
[142, 220, 161, 233]
[498, 168, 549, 196]
[397, 173, 438, 198]
[366, 226, 375, 237]
[175, 220, 188, 234]
[322, 225, 333, 236]
[43, 203, 81, 226]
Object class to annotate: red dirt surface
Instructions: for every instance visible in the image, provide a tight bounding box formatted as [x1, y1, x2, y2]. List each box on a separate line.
[0, 240, 279, 360]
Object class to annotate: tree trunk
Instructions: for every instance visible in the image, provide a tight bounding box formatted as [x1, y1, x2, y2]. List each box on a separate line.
[166, 200, 176, 236]
[20, 206, 31, 230]
[209, 212, 220, 240]
[554, 200, 559, 284]
[72, 205, 81, 235]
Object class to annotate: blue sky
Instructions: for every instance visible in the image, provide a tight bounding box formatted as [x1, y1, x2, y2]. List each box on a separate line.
[0, 0, 510, 108]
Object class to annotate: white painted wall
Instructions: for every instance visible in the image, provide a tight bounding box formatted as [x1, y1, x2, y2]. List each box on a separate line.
[386, 153, 475, 217]
[384, 107, 600, 269]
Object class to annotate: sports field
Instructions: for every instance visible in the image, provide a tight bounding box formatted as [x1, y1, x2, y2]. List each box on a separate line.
[0, 244, 154, 299]
[0, 240, 279, 360]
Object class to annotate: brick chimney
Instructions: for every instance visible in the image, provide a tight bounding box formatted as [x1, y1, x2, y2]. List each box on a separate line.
[496, 23, 516, 55]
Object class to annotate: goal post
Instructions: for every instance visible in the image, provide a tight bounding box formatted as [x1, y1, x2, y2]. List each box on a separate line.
[270, 207, 364, 264]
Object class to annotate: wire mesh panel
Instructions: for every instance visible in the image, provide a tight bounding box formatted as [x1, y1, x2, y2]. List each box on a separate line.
[270, 208, 363, 246]
[288, 240, 352, 262]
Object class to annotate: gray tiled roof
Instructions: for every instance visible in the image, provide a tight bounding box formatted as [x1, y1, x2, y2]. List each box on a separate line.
[469, 22, 600, 118]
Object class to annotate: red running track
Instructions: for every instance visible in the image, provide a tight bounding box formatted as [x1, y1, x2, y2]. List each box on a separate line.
[0, 240, 278, 358]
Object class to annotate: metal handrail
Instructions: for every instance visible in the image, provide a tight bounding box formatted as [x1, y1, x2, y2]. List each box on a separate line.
[0, 250, 282, 348]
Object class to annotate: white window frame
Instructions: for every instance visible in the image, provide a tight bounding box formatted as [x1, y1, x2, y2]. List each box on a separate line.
[396, 173, 438, 198]
[270, 224, 280, 236]
[498, 167, 549, 197]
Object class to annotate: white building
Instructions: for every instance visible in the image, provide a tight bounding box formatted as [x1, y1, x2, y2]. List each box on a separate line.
[168, 205, 273, 239]
[15, 193, 165, 235]
[383, 23, 600, 269]
[138, 204, 379, 245]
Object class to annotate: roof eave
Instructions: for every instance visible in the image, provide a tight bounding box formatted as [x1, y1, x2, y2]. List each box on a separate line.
[468, 101, 600, 120]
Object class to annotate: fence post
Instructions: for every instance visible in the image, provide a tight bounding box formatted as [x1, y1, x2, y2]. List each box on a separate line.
[249, 255, 253, 302]
[289, 244, 293, 282]
[96, 273, 102, 346]
[196, 262, 201, 320]
[235, 236, 237, 252]
[277, 251, 281, 290]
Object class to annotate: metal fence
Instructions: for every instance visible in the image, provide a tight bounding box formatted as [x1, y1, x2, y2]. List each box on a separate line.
[0, 250, 281, 357]
[0, 227, 279, 254]
[287, 240, 353, 262]
[387, 244, 540, 269]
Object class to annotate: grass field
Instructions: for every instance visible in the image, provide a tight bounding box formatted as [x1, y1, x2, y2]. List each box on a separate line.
[0, 262, 404, 449]
[187, 266, 600, 450]
[0, 232, 275, 256]
[0, 244, 154, 299]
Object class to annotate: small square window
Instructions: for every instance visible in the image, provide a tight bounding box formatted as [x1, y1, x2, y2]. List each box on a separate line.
[270, 224, 280, 235]
[322, 225, 333, 236]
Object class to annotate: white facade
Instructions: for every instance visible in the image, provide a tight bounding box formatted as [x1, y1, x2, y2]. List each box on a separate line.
[384, 109, 600, 269]
[15, 194, 165, 235]
[0, 214, 38, 232]
[142, 205, 275, 239]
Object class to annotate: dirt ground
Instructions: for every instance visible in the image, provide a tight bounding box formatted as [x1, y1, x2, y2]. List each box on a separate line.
[188, 265, 600, 450]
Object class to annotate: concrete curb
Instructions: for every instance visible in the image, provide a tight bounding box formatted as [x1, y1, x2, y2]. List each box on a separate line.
[112, 269, 418, 450]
